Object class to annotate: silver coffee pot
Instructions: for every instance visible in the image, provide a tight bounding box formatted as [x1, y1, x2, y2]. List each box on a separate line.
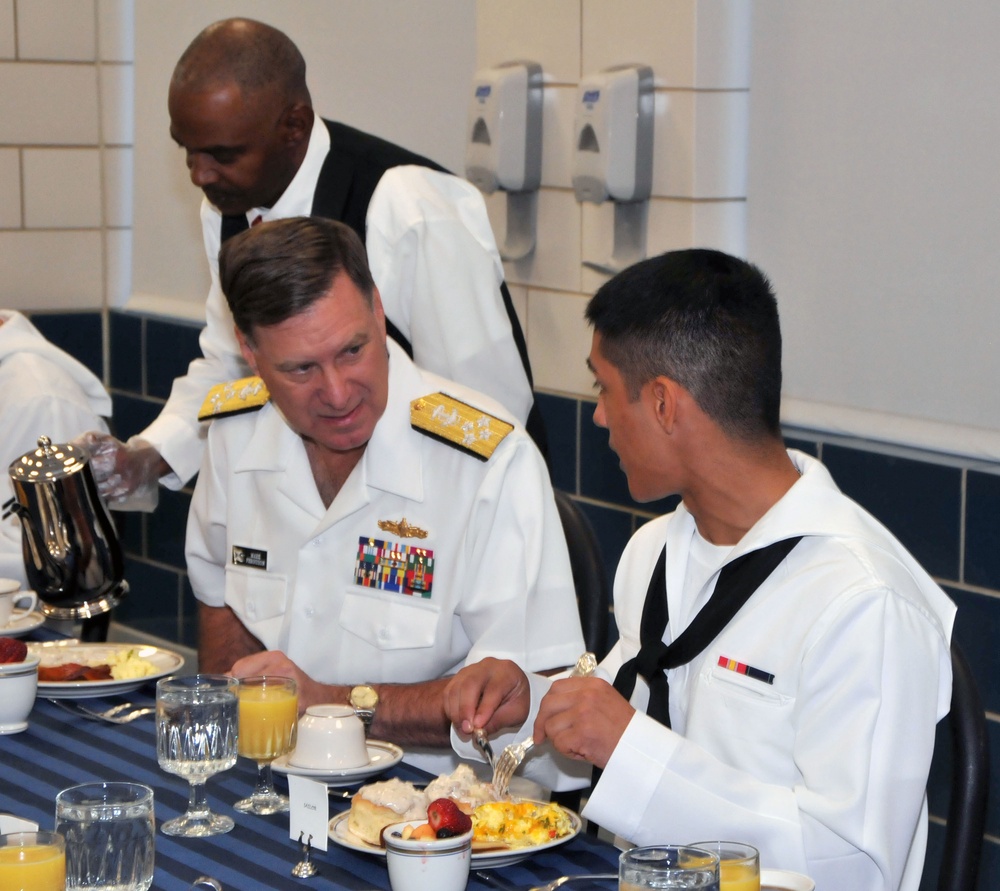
[5, 435, 127, 619]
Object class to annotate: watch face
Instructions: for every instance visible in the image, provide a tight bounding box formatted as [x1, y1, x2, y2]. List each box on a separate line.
[352, 685, 378, 710]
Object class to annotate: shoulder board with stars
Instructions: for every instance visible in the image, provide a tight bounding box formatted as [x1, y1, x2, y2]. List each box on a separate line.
[410, 392, 513, 461]
[197, 375, 271, 421]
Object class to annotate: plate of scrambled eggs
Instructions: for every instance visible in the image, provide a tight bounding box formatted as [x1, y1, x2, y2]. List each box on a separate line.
[28, 642, 183, 699]
[330, 799, 581, 869]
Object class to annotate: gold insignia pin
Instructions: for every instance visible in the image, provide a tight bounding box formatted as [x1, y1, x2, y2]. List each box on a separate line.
[410, 392, 513, 461]
[378, 518, 428, 539]
[198, 375, 270, 421]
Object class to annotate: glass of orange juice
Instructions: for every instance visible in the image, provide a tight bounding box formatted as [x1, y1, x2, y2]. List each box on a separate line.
[0, 831, 66, 891]
[235, 675, 298, 815]
[690, 841, 760, 891]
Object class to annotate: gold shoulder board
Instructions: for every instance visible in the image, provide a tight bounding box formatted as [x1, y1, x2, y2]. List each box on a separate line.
[410, 392, 514, 461]
[198, 375, 270, 421]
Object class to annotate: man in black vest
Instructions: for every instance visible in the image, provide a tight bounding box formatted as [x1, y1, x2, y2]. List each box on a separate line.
[84, 17, 544, 505]
[443, 249, 955, 891]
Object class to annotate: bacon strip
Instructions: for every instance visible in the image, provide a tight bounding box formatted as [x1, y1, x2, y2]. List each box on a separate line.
[38, 662, 113, 682]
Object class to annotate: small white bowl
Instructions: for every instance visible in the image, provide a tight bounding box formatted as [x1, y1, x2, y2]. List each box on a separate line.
[383, 820, 472, 891]
[0, 654, 39, 734]
[288, 704, 369, 769]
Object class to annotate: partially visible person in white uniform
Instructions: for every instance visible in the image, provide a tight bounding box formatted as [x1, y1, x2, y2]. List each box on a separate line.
[443, 249, 956, 891]
[0, 311, 111, 586]
[186, 217, 583, 774]
[81, 17, 543, 509]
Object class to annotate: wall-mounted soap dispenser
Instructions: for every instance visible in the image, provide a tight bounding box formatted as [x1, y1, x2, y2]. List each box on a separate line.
[465, 61, 543, 260]
[572, 64, 654, 275]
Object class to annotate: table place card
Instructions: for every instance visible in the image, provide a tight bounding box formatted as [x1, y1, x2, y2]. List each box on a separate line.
[288, 775, 330, 851]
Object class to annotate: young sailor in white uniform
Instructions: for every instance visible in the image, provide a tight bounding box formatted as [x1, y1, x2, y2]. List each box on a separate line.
[444, 249, 955, 891]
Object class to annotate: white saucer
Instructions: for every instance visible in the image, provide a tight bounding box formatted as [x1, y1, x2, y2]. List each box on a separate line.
[272, 740, 403, 787]
[761, 868, 816, 891]
[0, 610, 45, 638]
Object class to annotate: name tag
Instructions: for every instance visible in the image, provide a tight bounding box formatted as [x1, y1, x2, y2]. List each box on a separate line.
[232, 545, 268, 570]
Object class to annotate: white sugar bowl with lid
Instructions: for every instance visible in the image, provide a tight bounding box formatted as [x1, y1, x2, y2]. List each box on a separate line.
[289, 704, 369, 769]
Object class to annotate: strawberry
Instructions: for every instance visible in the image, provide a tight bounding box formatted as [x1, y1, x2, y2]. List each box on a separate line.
[0, 638, 27, 664]
[426, 797, 472, 838]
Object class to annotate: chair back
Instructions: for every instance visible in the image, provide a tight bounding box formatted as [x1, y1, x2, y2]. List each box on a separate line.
[553, 490, 611, 660]
[938, 642, 989, 891]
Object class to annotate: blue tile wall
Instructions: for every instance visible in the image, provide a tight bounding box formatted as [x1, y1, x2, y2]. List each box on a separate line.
[823, 444, 962, 579]
[38, 308, 1000, 889]
[28, 311, 104, 380]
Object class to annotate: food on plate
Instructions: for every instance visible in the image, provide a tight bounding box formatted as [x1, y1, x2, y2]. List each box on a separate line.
[347, 763, 574, 850]
[35, 646, 158, 682]
[38, 662, 112, 682]
[471, 800, 574, 849]
[0, 638, 28, 664]
[348, 764, 494, 845]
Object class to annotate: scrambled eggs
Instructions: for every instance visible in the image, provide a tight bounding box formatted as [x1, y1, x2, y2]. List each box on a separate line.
[471, 801, 573, 849]
[106, 648, 157, 680]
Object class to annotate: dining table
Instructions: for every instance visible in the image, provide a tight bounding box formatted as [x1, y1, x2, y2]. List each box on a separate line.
[0, 646, 622, 890]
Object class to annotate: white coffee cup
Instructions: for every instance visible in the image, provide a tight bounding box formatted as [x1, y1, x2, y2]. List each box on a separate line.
[289, 704, 369, 769]
[0, 579, 37, 628]
[384, 820, 472, 891]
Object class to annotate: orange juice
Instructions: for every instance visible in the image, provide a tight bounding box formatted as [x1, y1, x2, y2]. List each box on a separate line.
[720, 860, 760, 891]
[238, 683, 298, 760]
[0, 844, 66, 891]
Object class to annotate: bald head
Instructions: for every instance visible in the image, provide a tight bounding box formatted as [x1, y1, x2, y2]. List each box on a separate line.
[172, 18, 311, 106]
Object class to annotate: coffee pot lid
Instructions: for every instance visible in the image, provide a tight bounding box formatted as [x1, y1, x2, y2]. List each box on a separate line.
[9, 435, 89, 483]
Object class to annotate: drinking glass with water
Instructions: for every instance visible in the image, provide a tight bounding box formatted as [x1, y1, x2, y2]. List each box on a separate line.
[156, 674, 239, 837]
[55, 782, 155, 891]
[620, 845, 721, 890]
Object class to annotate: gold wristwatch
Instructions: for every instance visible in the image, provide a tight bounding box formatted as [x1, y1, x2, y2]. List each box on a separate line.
[349, 684, 379, 734]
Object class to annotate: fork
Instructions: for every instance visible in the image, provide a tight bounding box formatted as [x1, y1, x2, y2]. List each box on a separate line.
[530, 874, 618, 891]
[492, 652, 597, 795]
[48, 699, 155, 724]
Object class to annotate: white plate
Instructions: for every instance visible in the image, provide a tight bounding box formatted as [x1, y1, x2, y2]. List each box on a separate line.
[27, 642, 184, 699]
[0, 610, 45, 638]
[272, 741, 404, 786]
[761, 868, 816, 891]
[328, 806, 582, 869]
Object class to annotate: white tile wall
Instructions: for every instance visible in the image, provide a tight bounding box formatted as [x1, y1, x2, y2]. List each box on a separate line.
[0, 148, 21, 227]
[104, 226, 131, 304]
[0, 62, 100, 144]
[527, 288, 594, 394]
[100, 62, 133, 145]
[477, 0, 581, 83]
[0, 0, 15, 59]
[0, 230, 103, 307]
[23, 147, 102, 228]
[102, 145, 132, 227]
[475, 1, 751, 399]
[98, 0, 134, 63]
[0, 0, 135, 312]
[17, 0, 96, 61]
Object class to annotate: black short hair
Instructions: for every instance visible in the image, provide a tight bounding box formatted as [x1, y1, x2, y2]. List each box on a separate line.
[586, 248, 783, 441]
[219, 217, 376, 340]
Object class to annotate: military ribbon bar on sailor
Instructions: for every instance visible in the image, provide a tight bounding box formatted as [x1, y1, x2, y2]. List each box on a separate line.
[354, 537, 435, 598]
[717, 654, 774, 685]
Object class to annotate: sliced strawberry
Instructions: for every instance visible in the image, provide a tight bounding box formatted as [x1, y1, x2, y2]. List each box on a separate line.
[426, 797, 472, 838]
[0, 638, 27, 664]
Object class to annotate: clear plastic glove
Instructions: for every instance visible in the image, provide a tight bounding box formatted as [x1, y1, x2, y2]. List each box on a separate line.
[73, 431, 164, 512]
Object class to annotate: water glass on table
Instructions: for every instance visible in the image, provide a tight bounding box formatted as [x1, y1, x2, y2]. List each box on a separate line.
[235, 675, 298, 815]
[156, 674, 239, 836]
[0, 830, 65, 891]
[689, 842, 759, 891]
[620, 845, 721, 890]
[55, 782, 155, 891]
